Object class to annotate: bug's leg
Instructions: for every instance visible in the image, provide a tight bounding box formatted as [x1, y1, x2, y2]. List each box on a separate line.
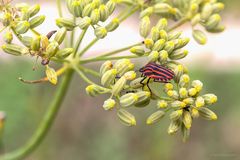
[140, 76, 146, 86]
[146, 77, 152, 93]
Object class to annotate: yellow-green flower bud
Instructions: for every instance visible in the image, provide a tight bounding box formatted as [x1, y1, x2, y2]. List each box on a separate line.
[168, 31, 182, 40]
[183, 97, 194, 105]
[140, 7, 154, 19]
[103, 98, 116, 110]
[167, 90, 179, 99]
[106, 0, 116, 15]
[152, 39, 165, 51]
[120, 93, 138, 107]
[41, 35, 49, 49]
[20, 8, 30, 21]
[168, 120, 181, 135]
[1, 44, 28, 56]
[188, 88, 197, 97]
[45, 41, 59, 57]
[156, 18, 168, 30]
[205, 14, 221, 30]
[15, 3, 30, 11]
[153, 3, 172, 14]
[91, 0, 101, 8]
[164, 41, 175, 53]
[171, 100, 186, 108]
[144, 38, 154, 49]
[212, 2, 224, 13]
[27, 4, 40, 17]
[1, 12, 12, 26]
[130, 46, 145, 56]
[101, 69, 117, 87]
[99, 5, 109, 22]
[56, 18, 76, 31]
[56, 48, 74, 59]
[140, 16, 150, 38]
[170, 109, 183, 121]
[206, 24, 225, 33]
[190, 3, 199, 15]
[157, 100, 168, 108]
[86, 84, 107, 97]
[54, 27, 67, 45]
[174, 38, 190, 49]
[179, 74, 190, 88]
[148, 51, 159, 62]
[159, 50, 168, 63]
[130, 77, 144, 89]
[3, 31, 13, 44]
[192, 80, 203, 92]
[82, 3, 93, 17]
[21, 36, 33, 47]
[183, 111, 192, 129]
[203, 94, 217, 105]
[106, 18, 119, 32]
[94, 26, 107, 39]
[113, 59, 134, 76]
[179, 87, 188, 99]
[191, 108, 199, 118]
[169, 49, 188, 60]
[117, 109, 136, 126]
[29, 15, 45, 28]
[46, 66, 58, 85]
[198, 107, 217, 120]
[164, 83, 174, 91]
[150, 27, 160, 41]
[79, 17, 91, 29]
[15, 21, 30, 34]
[191, 13, 201, 26]
[173, 64, 184, 82]
[159, 29, 168, 41]
[146, 110, 165, 125]
[124, 71, 136, 80]
[134, 91, 151, 107]
[90, 9, 100, 25]
[31, 36, 41, 51]
[181, 123, 190, 142]
[195, 96, 205, 108]
[112, 77, 127, 96]
[100, 61, 113, 76]
[72, 0, 84, 17]
[172, 8, 183, 20]
[201, 3, 213, 20]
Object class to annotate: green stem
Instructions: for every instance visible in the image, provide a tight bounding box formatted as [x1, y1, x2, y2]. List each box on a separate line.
[0, 69, 74, 160]
[77, 38, 98, 57]
[10, 27, 27, 47]
[73, 28, 88, 57]
[119, 5, 140, 22]
[78, 65, 100, 77]
[0, 27, 7, 33]
[70, 17, 76, 47]
[168, 17, 189, 32]
[56, 0, 63, 17]
[30, 29, 40, 36]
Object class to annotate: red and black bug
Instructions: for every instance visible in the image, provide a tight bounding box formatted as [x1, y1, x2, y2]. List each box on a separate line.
[139, 62, 175, 91]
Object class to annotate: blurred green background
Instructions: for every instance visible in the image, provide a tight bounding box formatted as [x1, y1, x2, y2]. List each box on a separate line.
[1, 0, 240, 160]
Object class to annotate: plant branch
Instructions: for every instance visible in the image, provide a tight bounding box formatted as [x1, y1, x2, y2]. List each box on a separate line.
[73, 28, 88, 57]
[77, 38, 98, 57]
[168, 17, 189, 32]
[78, 65, 100, 77]
[56, 0, 63, 17]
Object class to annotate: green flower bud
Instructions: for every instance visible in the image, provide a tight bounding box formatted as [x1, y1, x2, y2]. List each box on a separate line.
[167, 90, 179, 99]
[56, 48, 74, 59]
[106, 0, 116, 15]
[191, 108, 199, 118]
[124, 71, 136, 80]
[112, 77, 127, 96]
[172, 8, 183, 20]
[27, 4, 40, 17]
[54, 27, 67, 45]
[156, 18, 168, 30]
[150, 27, 160, 42]
[15, 21, 30, 34]
[15, 3, 30, 11]
[41, 35, 50, 49]
[181, 124, 190, 142]
[191, 13, 201, 26]
[100, 61, 113, 76]
[179, 74, 190, 88]
[90, 9, 100, 25]
[206, 24, 225, 33]
[140, 7, 154, 19]
[159, 50, 168, 63]
[106, 18, 119, 32]
[164, 83, 174, 91]
[170, 109, 183, 121]
[152, 39, 165, 51]
[159, 29, 168, 41]
[134, 91, 151, 107]
[173, 64, 184, 82]
[1, 44, 28, 56]
[66, 0, 74, 14]
[153, 3, 172, 14]
[198, 107, 217, 120]
[179, 87, 188, 99]
[130, 46, 145, 56]
[103, 98, 116, 110]
[46, 66, 58, 85]
[191, 80, 203, 92]
[140, 16, 150, 38]
[170, 100, 186, 108]
[146, 110, 165, 125]
[120, 93, 138, 107]
[99, 5, 109, 22]
[117, 109, 136, 126]
[94, 26, 107, 39]
[164, 41, 175, 53]
[157, 100, 168, 108]
[79, 17, 91, 29]
[190, 3, 199, 15]
[101, 69, 117, 87]
[188, 88, 197, 97]
[144, 38, 154, 49]
[183, 111, 192, 129]
[21, 36, 33, 47]
[168, 31, 182, 40]
[45, 41, 59, 57]
[193, 29, 207, 45]
[82, 3, 93, 17]
[183, 97, 194, 105]
[201, 3, 213, 20]
[29, 15, 45, 28]
[130, 77, 144, 89]
[56, 18, 76, 31]
[31, 36, 41, 51]
[174, 38, 190, 49]
[168, 120, 181, 135]
[3, 31, 13, 44]
[212, 2, 224, 13]
[20, 8, 30, 21]
[169, 49, 188, 60]
[1, 12, 12, 26]
[72, 0, 84, 17]
[203, 94, 217, 105]
[195, 96, 205, 108]
[113, 59, 134, 76]
[86, 84, 107, 97]
[205, 14, 221, 30]
[148, 51, 159, 62]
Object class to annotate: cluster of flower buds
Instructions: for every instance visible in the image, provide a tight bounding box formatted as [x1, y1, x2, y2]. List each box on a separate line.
[58, 0, 119, 39]
[147, 74, 218, 141]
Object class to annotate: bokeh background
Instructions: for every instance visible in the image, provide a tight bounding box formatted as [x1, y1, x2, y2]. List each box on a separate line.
[1, 0, 240, 159]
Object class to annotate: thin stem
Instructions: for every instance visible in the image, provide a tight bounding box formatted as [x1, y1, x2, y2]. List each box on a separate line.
[119, 5, 140, 22]
[0, 27, 7, 33]
[74, 66, 96, 85]
[77, 38, 98, 57]
[78, 65, 100, 77]
[168, 17, 189, 32]
[56, 0, 63, 17]
[70, 17, 76, 47]
[73, 28, 88, 57]
[30, 29, 40, 36]
[0, 69, 74, 160]
[10, 27, 27, 47]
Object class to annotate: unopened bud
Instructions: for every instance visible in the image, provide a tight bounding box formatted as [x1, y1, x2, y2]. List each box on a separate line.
[56, 48, 74, 59]
[169, 49, 188, 60]
[130, 77, 144, 89]
[130, 46, 145, 56]
[86, 84, 107, 97]
[100, 61, 113, 76]
[203, 94, 217, 105]
[168, 120, 181, 135]
[183, 97, 194, 105]
[212, 2, 224, 13]
[54, 27, 67, 45]
[164, 41, 175, 53]
[192, 80, 203, 92]
[195, 96, 205, 108]
[31, 36, 41, 51]
[171, 100, 186, 108]
[120, 93, 138, 107]
[56, 18, 76, 31]
[168, 31, 182, 40]
[112, 77, 127, 96]
[152, 39, 165, 51]
[148, 51, 159, 62]
[188, 88, 197, 97]
[170, 109, 183, 121]
[167, 90, 179, 99]
[46, 66, 58, 85]
[3, 31, 13, 44]
[99, 5, 109, 22]
[156, 18, 168, 30]
[113, 59, 134, 76]
[82, 3, 93, 17]
[201, 3, 213, 20]
[94, 26, 107, 39]
[1, 44, 28, 56]
[144, 38, 154, 49]
[140, 16, 150, 38]
[150, 27, 160, 41]
[134, 91, 151, 107]
[29, 15, 45, 28]
[153, 3, 172, 14]
[146, 110, 165, 125]
[179, 74, 190, 88]
[124, 71, 136, 80]
[106, 0, 116, 15]
[157, 100, 168, 108]
[191, 108, 199, 118]
[191, 13, 201, 26]
[101, 69, 117, 87]
[183, 111, 192, 129]
[45, 41, 59, 57]
[117, 109, 136, 126]
[103, 98, 116, 110]
[198, 107, 217, 120]
[28, 4, 40, 17]
[159, 50, 168, 63]
[179, 88, 188, 99]
[72, 0, 84, 17]
[159, 29, 168, 41]
[140, 7, 154, 19]
[15, 21, 30, 34]
[106, 18, 119, 32]
[79, 17, 91, 29]
[90, 9, 100, 25]
[205, 14, 221, 30]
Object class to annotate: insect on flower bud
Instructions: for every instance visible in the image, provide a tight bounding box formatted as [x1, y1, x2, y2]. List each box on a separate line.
[112, 77, 127, 96]
[183, 111, 192, 129]
[134, 91, 151, 107]
[3, 31, 13, 44]
[120, 93, 138, 108]
[140, 16, 150, 38]
[124, 71, 136, 80]
[54, 27, 67, 45]
[140, 7, 154, 19]
[29, 15, 45, 28]
[205, 14, 221, 30]
[101, 69, 117, 87]
[168, 120, 181, 135]
[152, 39, 165, 51]
[94, 27, 107, 39]
[192, 80, 203, 92]
[170, 109, 183, 121]
[31, 36, 41, 51]
[144, 38, 154, 49]
[106, 18, 119, 32]
[46, 66, 58, 85]
[198, 107, 217, 120]
[45, 41, 59, 58]
[15, 21, 30, 34]
[79, 17, 91, 29]
[117, 109, 136, 126]
[157, 100, 168, 108]
[90, 9, 100, 25]
[191, 108, 199, 118]
[170, 100, 186, 108]
[201, 3, 213, 20]
[195, 96, 205, 108]
[113, 59, 134, 76]
[103, 98, 116, 110]
[130, 46, 145, 56]
[99, 5, 109, 22]
[203, 94, 217, 105]
[1, 44, 28, 56]
[159, 50, 168, 63]
[27, 4, 40, 17]
[156, 18, 168, 30]
[106, 0, 116, 15]
[56, 18, 76, 31]
[179, 74, 190, 88]
[169, 49, 188, 60]
[56, 48, 74, 59]
[100, 61, 113, 76]
[146, 110, 165, 125]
